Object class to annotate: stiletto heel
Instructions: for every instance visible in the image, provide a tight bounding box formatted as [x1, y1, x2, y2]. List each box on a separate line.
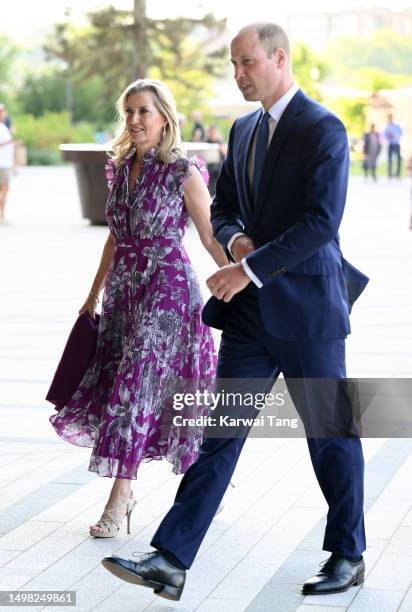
[90, 492, 137, 538]
[126, 499, 137, 534]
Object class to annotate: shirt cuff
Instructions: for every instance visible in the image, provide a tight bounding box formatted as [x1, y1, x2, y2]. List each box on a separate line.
[241, 257, 263, 288]
[227, 232, 246, 258]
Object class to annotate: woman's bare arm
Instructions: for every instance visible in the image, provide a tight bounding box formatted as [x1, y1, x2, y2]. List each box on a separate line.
[184, 165, 229, 268]
[79, 231, 116, 318]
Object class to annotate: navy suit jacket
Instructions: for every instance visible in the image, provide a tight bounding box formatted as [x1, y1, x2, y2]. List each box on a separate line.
[204, 89, 369, 341]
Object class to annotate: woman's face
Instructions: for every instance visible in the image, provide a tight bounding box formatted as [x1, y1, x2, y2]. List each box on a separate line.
[125, 90, 167, 151]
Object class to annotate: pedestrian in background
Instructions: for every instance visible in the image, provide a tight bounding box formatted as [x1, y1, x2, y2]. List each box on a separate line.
[191, 111, 206, 142]
[384, 113, 403, 179]
[407, 154, 412, 230]
[362, 123, 381, 181]
[0, 107, 16, 224]
[0, 103, 14, 133]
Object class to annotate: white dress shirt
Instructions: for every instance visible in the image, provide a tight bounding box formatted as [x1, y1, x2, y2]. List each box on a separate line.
[227, 82, 299, 288]
[0, 123, 14, 169]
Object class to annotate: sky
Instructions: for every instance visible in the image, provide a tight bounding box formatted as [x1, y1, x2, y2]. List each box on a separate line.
[2, 0, 412, 42]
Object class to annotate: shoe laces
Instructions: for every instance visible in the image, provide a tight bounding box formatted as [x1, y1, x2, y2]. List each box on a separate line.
[131, 551, 157, 561]
[319, 554, 337, 571]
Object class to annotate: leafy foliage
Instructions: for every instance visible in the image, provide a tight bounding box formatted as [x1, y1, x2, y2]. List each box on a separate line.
[325, 96, 368, 138]
[18, 71, 116, 125]
[325, 28, 412, 78]
[14, 112, 95, 164]
[44, 5, 227, 117]
[0, 34, 18, 104]
[341, 67, 412, 93]
[292, 42, 328, 101]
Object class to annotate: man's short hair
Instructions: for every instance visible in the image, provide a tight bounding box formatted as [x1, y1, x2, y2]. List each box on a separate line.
[245, 23, 290, 58]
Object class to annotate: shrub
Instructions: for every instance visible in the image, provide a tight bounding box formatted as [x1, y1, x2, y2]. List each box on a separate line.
[27, 149, 61, 166]
[13, 112, 96, 165]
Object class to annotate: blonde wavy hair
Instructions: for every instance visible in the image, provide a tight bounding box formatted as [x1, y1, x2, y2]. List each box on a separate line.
[110, 79, 183, 166]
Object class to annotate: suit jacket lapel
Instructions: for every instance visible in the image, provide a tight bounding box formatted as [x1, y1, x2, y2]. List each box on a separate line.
[254, 90, 306, 219]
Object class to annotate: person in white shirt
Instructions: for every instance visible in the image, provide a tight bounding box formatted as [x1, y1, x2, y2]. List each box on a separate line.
[0, 117, 15, 223]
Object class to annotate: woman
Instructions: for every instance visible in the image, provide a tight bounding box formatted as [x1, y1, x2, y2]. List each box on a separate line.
[50, 79, 228, 538]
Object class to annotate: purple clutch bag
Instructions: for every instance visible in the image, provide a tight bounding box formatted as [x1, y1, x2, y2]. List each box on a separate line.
[46, 312, 100, 410]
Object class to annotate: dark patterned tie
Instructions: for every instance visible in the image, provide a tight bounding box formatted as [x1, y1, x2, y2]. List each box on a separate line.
[252, 111, 270, 205]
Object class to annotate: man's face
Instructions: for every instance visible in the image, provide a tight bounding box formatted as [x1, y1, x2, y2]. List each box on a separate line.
[230, 29, 280, 104]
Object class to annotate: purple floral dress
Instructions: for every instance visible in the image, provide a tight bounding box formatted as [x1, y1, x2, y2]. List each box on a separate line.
[50, 147, 217, 478]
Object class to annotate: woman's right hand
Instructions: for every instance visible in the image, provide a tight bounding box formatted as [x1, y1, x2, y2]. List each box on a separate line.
[78, 294, 98, 320]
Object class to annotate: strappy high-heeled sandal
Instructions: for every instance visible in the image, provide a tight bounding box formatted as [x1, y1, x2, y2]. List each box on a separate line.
[89, 492, 137, 538]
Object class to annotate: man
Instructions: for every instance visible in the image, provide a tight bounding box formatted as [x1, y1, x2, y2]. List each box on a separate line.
[383, 113, 403, 178]
[362, 123, 381, 181]
[0, 103, 13, 132]
[191, 110, 206, 142]
[102, 23, 369, 600]
[0, 106, 15, 224]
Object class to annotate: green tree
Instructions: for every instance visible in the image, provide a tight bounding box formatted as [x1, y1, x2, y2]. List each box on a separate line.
[322, 59, 412, 139]
[18, 72, 67, 117]
[44, 3, 227, 119]
[17, 70, 116, 125]
[343, 67, 412, 93]
[0, 34, 18, 104]
[292, 42, 328, 101]
[325, 96, 368, 138]
[326, 28, 412, 79]
[14, 111, 95, 164]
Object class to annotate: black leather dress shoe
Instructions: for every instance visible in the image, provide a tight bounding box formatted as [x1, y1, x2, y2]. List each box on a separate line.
[302, 554, 365, 595]
[101, 551, 186, 601]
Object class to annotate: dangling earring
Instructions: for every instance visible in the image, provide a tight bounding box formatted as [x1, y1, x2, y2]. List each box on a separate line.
[156, 125, 167, 150]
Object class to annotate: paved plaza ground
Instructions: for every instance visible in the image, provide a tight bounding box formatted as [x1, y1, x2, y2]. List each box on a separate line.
[0, 166, 411, 611]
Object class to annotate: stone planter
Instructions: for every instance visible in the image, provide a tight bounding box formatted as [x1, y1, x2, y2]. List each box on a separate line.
[60, 142, 221, 225]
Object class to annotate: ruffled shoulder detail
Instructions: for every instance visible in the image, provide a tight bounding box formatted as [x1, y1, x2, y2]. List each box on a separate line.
[169, 155, 209, 190]
[189, 155, 209, 186]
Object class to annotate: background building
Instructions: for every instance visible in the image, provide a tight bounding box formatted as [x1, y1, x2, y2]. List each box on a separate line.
[287, 7, 412, 50]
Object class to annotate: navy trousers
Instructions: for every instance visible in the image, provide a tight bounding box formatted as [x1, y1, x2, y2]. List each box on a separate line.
[151, 288, 366, 568]
[388, 143, 401, 177]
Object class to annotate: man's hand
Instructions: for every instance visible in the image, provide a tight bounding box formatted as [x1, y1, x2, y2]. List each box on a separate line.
[231, 235, 255, 263]
[206, 263, 251, 303]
